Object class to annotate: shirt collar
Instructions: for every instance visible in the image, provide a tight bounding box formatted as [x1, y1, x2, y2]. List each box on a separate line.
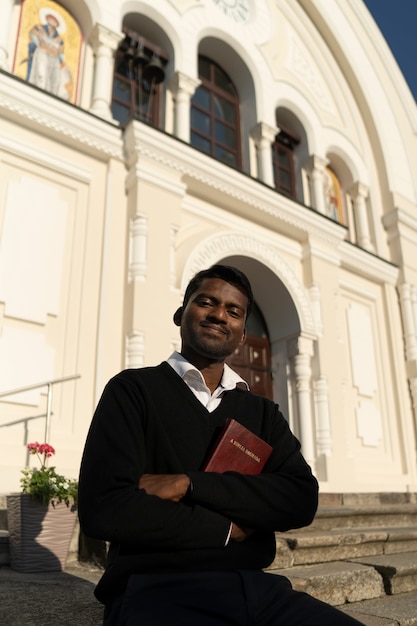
[167, 351, 249, 391]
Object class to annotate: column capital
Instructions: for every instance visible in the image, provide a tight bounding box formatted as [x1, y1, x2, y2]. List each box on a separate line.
[288, 334, 315, 359]
[251, 121, 279, 145]
[169, 71, 201, 97]
[349, 181, 369, 200]
[90, 23, 124, 52]
[304, 154, 329, 174]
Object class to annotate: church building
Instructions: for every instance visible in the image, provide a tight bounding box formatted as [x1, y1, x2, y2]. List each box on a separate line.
[0, 0, 416, 497]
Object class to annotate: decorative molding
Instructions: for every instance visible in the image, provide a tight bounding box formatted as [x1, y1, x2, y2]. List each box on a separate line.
[181, 230, 317, 336]
[126, 330, 145, 369]
[0, 72, 123, 159]
[129, 214, 148, 282]
[124, 120, 347, 250]
[169, 71, 201, 97]
[284, 29, 336, 114]
[308, 284, 323, 336]
[89, 23, 123, 52]
[313, 377, 332, 456]
[340, 241, 398, 285]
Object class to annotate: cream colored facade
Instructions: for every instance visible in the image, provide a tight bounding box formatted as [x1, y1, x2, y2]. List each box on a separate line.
[0, 0, 416, 495]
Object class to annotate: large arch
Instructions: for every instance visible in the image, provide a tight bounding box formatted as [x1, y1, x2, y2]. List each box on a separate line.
[180, 231, 319, 429]
[181, 231, 317, 341]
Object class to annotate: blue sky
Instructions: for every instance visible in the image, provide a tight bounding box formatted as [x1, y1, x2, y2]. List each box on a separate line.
[364, 0, 416, 102]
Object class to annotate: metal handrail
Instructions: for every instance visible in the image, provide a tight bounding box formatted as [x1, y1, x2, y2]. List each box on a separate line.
[0, 374, 80, 442]
[0, 375, 80, 397]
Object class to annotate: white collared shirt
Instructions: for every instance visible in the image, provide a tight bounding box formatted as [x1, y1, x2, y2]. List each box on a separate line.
[167, 352, 249, 412]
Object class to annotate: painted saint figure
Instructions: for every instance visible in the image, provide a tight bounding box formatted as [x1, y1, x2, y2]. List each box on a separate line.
[27, 12, 72, 100]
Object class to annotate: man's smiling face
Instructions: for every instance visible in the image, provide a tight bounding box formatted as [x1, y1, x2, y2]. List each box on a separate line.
[176, 277, 248, 364]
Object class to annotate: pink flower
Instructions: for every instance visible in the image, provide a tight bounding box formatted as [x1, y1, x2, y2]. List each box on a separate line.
[38, 443, 56, 457]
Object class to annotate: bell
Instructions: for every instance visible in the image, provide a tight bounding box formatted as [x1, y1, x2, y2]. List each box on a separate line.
[142, 55, 165, 84]
[134, 46, 149, 66]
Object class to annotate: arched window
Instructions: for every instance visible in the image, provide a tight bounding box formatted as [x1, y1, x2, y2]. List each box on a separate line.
[191, 56, 241, 169]
[272, 126, 300, 199]
[111, 31, 167, 127]
[323, 167, 345, 223]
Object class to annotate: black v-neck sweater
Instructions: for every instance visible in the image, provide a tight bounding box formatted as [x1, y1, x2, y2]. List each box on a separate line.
[79, 363, 318, 603]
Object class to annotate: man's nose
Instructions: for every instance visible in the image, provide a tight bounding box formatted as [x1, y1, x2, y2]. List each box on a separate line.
[207, 306, 227, 321]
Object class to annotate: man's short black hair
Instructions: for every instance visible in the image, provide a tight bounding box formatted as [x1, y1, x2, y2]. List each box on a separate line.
[183, 265, 253, 319]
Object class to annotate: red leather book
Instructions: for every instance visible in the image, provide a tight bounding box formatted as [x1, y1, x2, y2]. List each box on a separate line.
[202, 418, 273, 474]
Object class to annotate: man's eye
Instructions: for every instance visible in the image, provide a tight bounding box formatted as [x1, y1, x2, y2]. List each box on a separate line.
[228, 309, 242, 318]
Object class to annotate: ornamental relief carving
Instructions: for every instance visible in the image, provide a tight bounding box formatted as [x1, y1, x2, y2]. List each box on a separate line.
[181, 231, 317, 336]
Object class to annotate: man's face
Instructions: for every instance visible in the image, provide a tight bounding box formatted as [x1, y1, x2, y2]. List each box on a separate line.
[176, 278, 248, 363]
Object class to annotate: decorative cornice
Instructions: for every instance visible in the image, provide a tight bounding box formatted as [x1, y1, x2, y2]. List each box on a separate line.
[0, 71, 123, 160]
[340, 241, 398, 285]
[89, 23, 124, 52]
[124, 120, 347, 249]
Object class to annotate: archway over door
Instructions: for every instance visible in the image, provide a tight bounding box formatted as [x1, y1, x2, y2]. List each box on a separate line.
[220, 255, 303, 423]
[181, 235, 318, 435]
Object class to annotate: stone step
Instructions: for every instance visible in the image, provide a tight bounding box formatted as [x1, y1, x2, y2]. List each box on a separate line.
[352, 552, 417, 596]
[269, 561, 385, 606]
[339, 590, 417, 626]
[309, 503, 417, 531]
[274, 526, 417, 566]
[269, 552, 417, 607]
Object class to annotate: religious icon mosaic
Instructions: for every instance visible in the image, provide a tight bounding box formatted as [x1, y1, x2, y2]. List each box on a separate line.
[13, 0, 82, 104]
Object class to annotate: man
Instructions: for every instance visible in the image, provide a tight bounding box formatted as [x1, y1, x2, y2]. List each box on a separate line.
[79, 264, 364, 625]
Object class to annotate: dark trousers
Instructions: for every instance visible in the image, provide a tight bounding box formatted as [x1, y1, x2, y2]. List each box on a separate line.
[103, 570, 365, 625]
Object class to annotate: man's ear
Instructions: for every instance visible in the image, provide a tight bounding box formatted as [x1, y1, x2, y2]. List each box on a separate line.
[173, 307, 183, 326]
[239, 327, 247, 345]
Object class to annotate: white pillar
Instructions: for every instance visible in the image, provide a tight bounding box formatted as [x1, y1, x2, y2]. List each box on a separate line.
[89, 24, 123, 120]
[398, 283, 417, 361]
[129, 214, 148, 282]
[289, 335, 315, 469]
[350, 181, 373, 251]
[169, 224, 179, 288]
[411, 285, 417, 343]
[170, 71, 201, 142]
[0, 0, 14, 69]
[399, 283, 417, 424]
[251, 122, 278, 187]
[304, 155, 328, 215]
[313, 377, 332, 456]
[126, 330, 145, 369]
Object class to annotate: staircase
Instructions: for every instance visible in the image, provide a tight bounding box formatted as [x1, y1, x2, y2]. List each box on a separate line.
[266, 492, 417, 624]
[1, 493, 417, 624]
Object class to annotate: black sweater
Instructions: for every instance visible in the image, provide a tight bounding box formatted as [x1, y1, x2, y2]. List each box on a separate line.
[78, 363, 318, 603]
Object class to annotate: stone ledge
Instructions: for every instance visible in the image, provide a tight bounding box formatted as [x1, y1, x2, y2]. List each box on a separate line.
[340, 590, 417, 625]
[352, 552, 417, 595]
[269, 561, 385, 606]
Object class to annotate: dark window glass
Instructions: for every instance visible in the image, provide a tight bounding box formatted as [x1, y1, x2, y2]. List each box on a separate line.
[191, 56, 241, 169]
[215, 146, 237, 168]
[192, 87, 210, 110]
[191, 109, 211, 134]
[272, 129, 300, 198]
[191, 132, 211, 154]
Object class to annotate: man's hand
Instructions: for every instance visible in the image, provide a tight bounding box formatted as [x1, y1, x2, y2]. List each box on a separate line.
[230, 522, 254, 542]
[139, 474, 190, 502]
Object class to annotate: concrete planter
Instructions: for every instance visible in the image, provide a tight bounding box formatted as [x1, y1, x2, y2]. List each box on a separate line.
[6, 493, 77, 572]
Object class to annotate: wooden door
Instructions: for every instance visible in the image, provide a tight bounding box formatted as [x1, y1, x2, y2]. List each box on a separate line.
[226, 333, 273, 399]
